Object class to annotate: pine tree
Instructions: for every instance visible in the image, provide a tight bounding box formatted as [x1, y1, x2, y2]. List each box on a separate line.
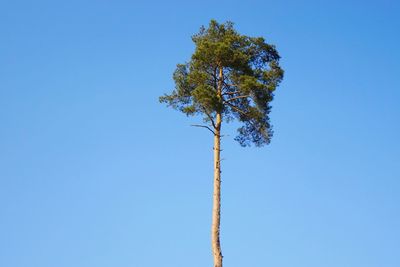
[160, 20, 284, 267]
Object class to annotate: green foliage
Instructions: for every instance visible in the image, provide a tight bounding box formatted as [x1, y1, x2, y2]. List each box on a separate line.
[159, 20, 284, 146]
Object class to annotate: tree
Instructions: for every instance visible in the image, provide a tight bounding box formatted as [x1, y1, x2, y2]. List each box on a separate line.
[159, 20, 284, 267]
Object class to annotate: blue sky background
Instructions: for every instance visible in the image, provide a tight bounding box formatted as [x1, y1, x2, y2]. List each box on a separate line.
[1, 1, 399, 266]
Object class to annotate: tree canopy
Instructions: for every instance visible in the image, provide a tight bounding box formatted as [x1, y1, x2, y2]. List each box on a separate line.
[160, 20, 284, 146]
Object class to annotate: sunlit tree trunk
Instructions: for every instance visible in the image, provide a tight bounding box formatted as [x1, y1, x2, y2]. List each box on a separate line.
[212, 112, 222, 267]
[211, 67, 223, 267]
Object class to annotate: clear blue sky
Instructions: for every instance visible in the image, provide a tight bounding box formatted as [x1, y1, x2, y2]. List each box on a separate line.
[1, 1, 399, 266]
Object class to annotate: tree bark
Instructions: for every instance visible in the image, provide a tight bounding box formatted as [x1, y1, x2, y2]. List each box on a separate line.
[211, 66, 223, 267]
[212, 113, 222, 267]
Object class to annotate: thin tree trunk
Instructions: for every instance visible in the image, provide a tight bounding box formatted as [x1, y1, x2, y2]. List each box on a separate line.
[212, 113, 222, 267]
[212, 66, 223, 267]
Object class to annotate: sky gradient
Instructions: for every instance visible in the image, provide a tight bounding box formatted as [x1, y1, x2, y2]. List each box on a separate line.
[1, 1, 400, 267]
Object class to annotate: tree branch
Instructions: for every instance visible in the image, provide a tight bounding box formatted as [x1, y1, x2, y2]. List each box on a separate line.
[222, 81, 239, 89]
[225, 102, 260, 130]
[202, 107, 217, 129]
[224, 102, 249, 115]
[222, 90, 241, 96]
[191, 124, 217, 135]
[225, 95, 250, 102]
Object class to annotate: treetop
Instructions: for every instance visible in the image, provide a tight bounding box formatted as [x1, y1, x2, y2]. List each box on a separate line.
[160, 19, 284, 147]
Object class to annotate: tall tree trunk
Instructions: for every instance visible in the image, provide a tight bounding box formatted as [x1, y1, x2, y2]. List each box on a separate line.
[212, 112, 222, 267]
[212, 66, 223, 267]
